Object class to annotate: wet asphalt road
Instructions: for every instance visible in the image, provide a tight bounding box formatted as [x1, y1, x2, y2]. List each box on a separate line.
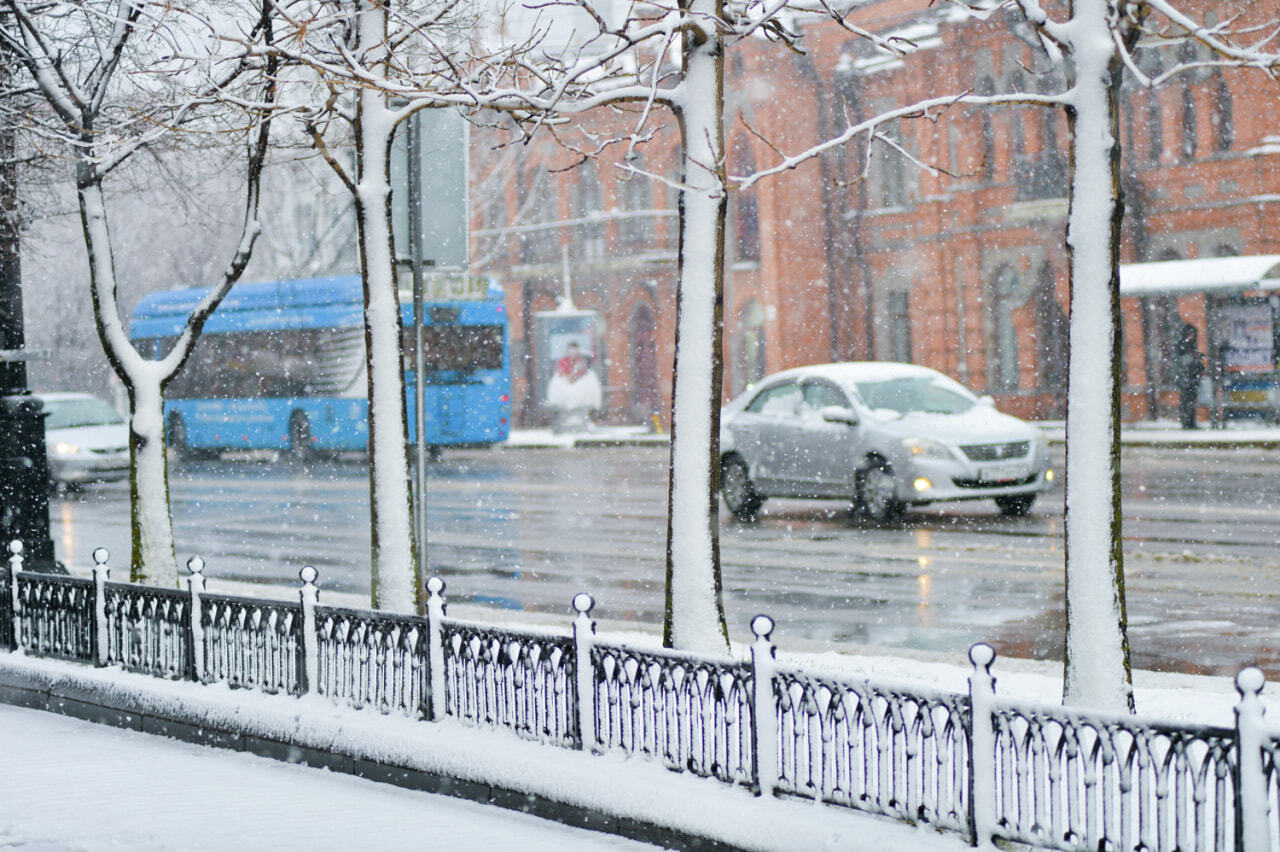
[47, 443, 1280, 678]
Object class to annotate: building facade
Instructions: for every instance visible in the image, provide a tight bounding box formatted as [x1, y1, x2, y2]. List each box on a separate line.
[474, 0, 1280, 427]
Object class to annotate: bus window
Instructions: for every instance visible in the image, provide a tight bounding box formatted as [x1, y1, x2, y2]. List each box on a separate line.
[167, 327, 364, 400]
[402, 325, 504, 373]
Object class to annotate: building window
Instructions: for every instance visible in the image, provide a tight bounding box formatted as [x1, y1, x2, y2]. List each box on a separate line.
[992, 267, 1021, 392]
[1147, 94, 1164, 163]
[1150, 295, 1183, 390]
[1034, 266, 1068, 397]
[1180, 85, 1198, 159]
[628, 302, 658, 419]
[475, 193, 509, 266]
[1212, 73, 1234, 152]
[618, 156, 653, 248]
[1008, 72, 1027, 156]
[1012, 76, 1067, 201]
[1014, 114, 1068, 201]
[733, 300, 768, 395]
[978, 77, 997, 181]
[519, 168, 558, 264]
[886, 290, 912, 363]
[731, 138, 760, 262]
[871, 126, 908, 208]
[573, 160, 605, 260]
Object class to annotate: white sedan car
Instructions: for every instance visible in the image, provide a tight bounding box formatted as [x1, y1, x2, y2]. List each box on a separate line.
[719, 362, 1053, 521]
[36, 392, 130, 486]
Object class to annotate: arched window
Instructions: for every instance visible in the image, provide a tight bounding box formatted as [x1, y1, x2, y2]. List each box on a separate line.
[734, 300, 767, 395]
[731, 137, 760, 262]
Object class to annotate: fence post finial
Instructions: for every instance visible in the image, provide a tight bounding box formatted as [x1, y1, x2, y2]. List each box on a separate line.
[572, 592, 597, 753]
[91, 548, 110, 667]
[298, 566, 319, 696]
[186, 557, 207, 682]
[425, 576, 446, 721]
[968, 642, 998, 847]
[750, 614, 779, 797]
[6, 540, 21, 651]
[1235, 666, 1268, 852]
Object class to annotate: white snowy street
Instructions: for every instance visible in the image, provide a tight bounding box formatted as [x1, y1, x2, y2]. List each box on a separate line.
[0, 703, 657, 852]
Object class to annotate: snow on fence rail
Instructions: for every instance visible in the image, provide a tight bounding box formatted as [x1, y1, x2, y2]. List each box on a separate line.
[0, 538, 1276, 851]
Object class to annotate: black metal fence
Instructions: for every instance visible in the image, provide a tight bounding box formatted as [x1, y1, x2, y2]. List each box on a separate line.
[1, 539, 1276, 852]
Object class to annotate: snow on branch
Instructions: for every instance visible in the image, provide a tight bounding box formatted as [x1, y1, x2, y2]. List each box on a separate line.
[733, 90, 1060, 191]
[1, 1, 279, 179]
[1135, 0, 1280, 81]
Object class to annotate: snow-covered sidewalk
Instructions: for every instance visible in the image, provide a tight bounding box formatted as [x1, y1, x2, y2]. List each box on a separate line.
[501, 419, 1280, 450]
[0, 703, 659, 852]
[0, 653, 970, 852]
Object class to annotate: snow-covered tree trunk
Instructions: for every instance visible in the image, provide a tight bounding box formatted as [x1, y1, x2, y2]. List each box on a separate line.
[79, 174, 176, 583]
[1059, 0, 1133, 711]
[662, 0, 731, 653]
[351, 0, 418, 613]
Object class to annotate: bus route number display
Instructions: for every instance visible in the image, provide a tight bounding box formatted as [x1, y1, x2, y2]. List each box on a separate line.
[425, 276, 489, 301]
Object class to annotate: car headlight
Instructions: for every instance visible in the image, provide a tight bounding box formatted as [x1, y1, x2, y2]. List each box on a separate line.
[901, 437, 953, 460]
[52, 441, 80, 456]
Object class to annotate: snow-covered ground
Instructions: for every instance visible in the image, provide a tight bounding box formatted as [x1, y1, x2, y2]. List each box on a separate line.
[0, 702, 657, 852]
[2, 624, 1273, 851]
[0, 651, 972, 852]
[504, 424, 668, 448]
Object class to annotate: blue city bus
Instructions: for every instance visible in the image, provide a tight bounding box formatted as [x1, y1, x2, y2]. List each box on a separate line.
[129, 275, 511, 456]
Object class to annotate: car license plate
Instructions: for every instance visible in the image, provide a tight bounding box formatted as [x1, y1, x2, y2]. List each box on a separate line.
[980, 463, 1028, 483]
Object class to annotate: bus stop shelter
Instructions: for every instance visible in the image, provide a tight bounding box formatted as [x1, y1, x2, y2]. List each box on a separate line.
[1120, 255, 1280, 424]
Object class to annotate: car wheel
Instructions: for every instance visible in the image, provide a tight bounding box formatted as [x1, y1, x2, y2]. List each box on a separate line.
[858, 458, 904, 522]
[995, 494, 1036, 517]
[721, 455, 763, 520]
[167, 414, 188, 461]
[289, 411, 313, 461]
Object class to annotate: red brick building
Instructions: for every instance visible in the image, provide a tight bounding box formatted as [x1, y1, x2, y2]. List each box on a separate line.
[475, 0, 1280, 427]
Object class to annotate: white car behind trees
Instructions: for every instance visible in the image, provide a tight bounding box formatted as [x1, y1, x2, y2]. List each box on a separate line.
[36, 392, 130, 487]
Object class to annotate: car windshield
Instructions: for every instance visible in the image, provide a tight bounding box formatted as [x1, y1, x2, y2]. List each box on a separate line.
[853, 376, 977, 415]
[43, 397, 125, 429]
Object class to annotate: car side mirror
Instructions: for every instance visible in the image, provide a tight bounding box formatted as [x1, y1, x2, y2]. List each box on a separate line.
[819, 405, 858, 425]
[979, 395, 996, 407]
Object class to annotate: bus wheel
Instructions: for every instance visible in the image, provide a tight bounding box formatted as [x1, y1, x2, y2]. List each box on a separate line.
[289, 411, 313, 461]
[167, 415, 188, 461]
